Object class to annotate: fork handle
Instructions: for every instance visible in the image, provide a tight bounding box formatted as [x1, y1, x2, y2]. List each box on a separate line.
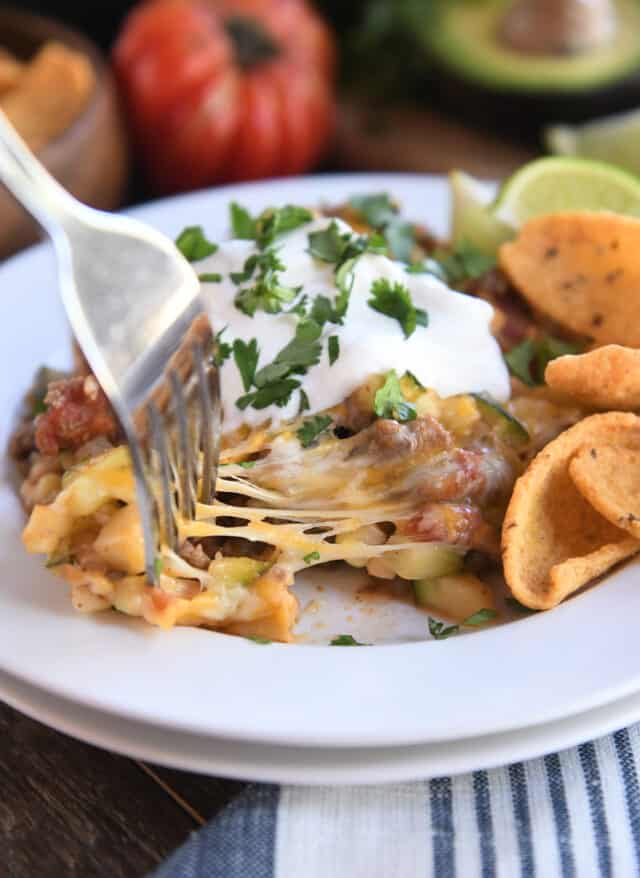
[0, 109, 78, 238]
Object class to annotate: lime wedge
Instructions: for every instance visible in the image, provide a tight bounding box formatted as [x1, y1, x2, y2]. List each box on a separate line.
[546, 109, 640, 177]
[449, 170, 512, 256]
[492, 157, 640, 227]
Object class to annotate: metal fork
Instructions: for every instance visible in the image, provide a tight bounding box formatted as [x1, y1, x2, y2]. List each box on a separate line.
[0, 110, 221, 584]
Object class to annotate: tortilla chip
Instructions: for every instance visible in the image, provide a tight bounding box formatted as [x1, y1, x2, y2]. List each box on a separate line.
[502, 412, 640, 609]
[545, 345, 640, 410]
[499, 212, 640, 347]
[570, 444, 640, 539]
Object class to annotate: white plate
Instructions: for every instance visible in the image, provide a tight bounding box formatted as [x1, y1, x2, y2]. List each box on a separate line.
[3, 666, 640, 784]
[3, 173, 640, 752]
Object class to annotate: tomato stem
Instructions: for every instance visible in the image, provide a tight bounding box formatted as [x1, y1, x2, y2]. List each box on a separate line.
[225, 16, 280, 69]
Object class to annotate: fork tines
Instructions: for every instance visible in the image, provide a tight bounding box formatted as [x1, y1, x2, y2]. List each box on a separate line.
[139, 313, 221, 560]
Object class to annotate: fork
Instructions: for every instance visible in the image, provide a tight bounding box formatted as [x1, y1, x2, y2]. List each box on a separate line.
[0, 110, 221, 584]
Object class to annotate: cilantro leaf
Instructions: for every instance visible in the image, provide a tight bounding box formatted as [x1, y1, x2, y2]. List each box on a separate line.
[429, 608, 497, 640]
[297, 414, 332, 448]
[330, 634, 367, 646]
[431, 241, 495, 284]
[303, 551, 321, 564]
[236, 379, 301, 410]
[246, 635, 272, 644]
[198, 272, 222, 283]
[298, 389, 310, 414]
[256, 205, 313, 248]
[232, 249, 299, 317]
[254, 320, 322, 387]
[505, 335, 583, 386]
[505, 597, 538, 615]
[373, 370, 417, 422]
[233, 338, 259, 391]
[349, 192, 415, 262]
[349, 192, 397, 227]
[230, 202, 257, 239]
[213, 327, 232, 366]
[175, 226, 218, 262]
[308, 220, 351, 263]
[368, 277, 428, 338]
[328, 335, 339, 366]
[153, 556, 163, 577]
[406, 258, 448, 281]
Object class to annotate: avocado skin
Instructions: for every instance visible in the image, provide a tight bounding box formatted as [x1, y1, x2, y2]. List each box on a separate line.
[428, 65, 640, 143]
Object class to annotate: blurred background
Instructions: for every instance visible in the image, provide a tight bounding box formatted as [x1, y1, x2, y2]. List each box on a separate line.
[2, 0, 640, 254]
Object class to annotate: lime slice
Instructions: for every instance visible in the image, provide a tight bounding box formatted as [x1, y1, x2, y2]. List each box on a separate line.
[546, 109, 640, 177]
[492, 157, 640, 227]
[449, 170, 512, 256]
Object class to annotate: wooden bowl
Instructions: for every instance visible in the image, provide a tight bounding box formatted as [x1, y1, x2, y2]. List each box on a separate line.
[0, 8, 130, 258]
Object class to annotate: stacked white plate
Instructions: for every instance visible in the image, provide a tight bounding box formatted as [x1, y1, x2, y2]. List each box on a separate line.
[2, 175, 640, 785]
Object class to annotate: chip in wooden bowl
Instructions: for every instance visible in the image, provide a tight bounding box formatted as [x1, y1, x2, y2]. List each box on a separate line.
[545, 344, 640, 410]
[502, 412, 640, 609]
[499, 212, 640, 347]
[570, 444, 640, 539]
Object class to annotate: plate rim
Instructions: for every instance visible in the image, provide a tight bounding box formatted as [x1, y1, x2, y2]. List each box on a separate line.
[3, 171, 640, 750]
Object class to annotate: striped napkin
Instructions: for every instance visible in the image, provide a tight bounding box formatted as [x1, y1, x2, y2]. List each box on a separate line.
[152, 725, 640, 878]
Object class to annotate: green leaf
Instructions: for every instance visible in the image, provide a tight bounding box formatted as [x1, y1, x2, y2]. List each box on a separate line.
[233, 338, 259, 392]
[230, 253, 260, 285]
[374, 370, 417, 422]
[384, 219, 415, 262]
[505, 597, 538, 615]
[232, 249, 299, 317]
[254, 320, 322, 388]
[330, 634, 368, 646]
[404, 370, 425, 390]
[297, 414, 333, 448]
[428, 617, 459, 640]
[349, 192, 397, 227]
[505, 335, 583, 387]
[230, 202, 257, 240]
[175, 226, 218, 262]
[238, 460, 256, 469]
[246, 635, 272, 644]
[213, 327, 232, 367]
[462, 608, 497, 626]
[198, 272, 222, 283]
[153, 556, 163, 577]
[328, 335, 340, 366]
[298, 389, 310, 414]
[308, 220, 351, 263]
[405, 258, 448, 281]
[256, 205, 313, 248]
[236, 379, 301, 410]
[432, 241, 495, 284]
[303, 551, 321, 564]
[368, 277, 428, 338]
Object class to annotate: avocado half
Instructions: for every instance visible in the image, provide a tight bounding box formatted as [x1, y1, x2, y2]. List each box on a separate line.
[423, 0, 640, 93]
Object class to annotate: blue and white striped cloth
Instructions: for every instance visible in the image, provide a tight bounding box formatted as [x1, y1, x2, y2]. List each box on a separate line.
[153, 726, 640, 878]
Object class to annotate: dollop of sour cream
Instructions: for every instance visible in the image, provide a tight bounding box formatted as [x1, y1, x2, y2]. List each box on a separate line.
[196, 216, 510, 433]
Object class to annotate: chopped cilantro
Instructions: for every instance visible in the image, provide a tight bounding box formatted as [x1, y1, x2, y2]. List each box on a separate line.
[233, 338, 259, 391]
[368, 277, 428, 338]
[256, 205, 313, 248]
[32, 394, 47, 416]
[330, 634, 367, 646]
[428, 608, 497, 640]
[328, 335, 339, 366]
[288, 294, 308, 317]
[254, 320, 322, 388]
[349, 192, 415, 262]
[505, 335, 583, 386]
[297, 414, 333, 448]
[232, 249, 299, 317]
[405, 258, 448, 281]
[246, 635, 272, 644]
[175, 226, 218, 261]
[236, 378, 301, 410]
[505, 597, 538, 615]
[198, 272, 222, 283]
[431, 241, 495, 284]
[238, 460, 256, 469]
[153, 556, 163, 577]
[298, 389, 310, 414]
[308, 220, 352, 263]
[404, 370, 424, 390]
[213, 327, 232, 367]
[303, 551, 321, 564]
[374, 370, 417, 423]
[230, 202, 257, 239]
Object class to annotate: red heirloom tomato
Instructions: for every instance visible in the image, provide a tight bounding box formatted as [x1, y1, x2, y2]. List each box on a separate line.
[113, 0, 336, 192]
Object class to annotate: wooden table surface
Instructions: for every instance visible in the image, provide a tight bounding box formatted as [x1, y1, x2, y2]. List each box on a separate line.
[1, 701, 244, 876]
